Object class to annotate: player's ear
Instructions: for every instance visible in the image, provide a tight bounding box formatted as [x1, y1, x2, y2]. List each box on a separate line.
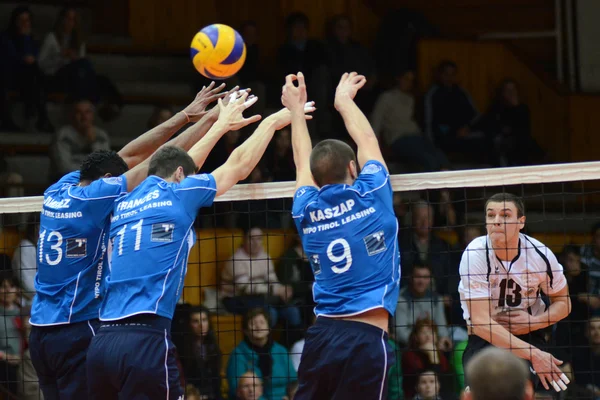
[103, 173, 112, 178]
[518, 215, 526, 230]
[348, 160, 358, 181]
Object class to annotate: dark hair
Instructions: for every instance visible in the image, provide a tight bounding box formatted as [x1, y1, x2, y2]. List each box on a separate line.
[408, 318, 439, 350]
[7, 5, 31, 36]
[54, 6, 82, 51]
[188, 305, 216, 343]
[79, 150, 128, 182]
[310, 139, 356, 187]
[562, 244, 580, 257]
[485, 193, 525, 218]
[148, 146, 196, 179]
[285, 12, 309, 29]
[411, 263, 432, 275]
[243, 307, 270, 331]
[416, 369, 438, 383]
[326, 14, 351, 38]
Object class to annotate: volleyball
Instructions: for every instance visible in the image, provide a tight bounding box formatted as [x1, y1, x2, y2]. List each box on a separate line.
[190, 24, 246, 80]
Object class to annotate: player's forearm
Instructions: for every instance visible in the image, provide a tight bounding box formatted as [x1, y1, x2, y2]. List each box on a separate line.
[291, 109, 312, 168]
[531, 297, 571, 331]
[187, 121, 228, 169]
[170, 112, 218, 152]
[335, 97, 378, 147]
[118, 112, 188, 168]
[227, 118, 278, 180]
[471, 319, 537, 361]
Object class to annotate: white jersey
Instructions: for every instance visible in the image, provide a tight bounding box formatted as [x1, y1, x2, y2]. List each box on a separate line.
[458, 233, 567, 324]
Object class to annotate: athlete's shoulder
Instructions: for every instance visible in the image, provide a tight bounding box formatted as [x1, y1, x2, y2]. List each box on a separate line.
[460, 236, 489, 272]
[350, 160, 390, 196]
[521, 233, 549, 250]
[45, 171, 80, 194]
[465, 235, 488, 252]
[292, 186, 319, 219]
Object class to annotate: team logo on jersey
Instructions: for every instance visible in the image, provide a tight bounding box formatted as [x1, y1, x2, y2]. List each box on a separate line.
[296, 188, 307, 198]
[151, 223, 175, 242]
[361, 163, 381, 175]
[309, 254, 321, 275]
[189, 174, 210, 181]
[101, 177, 123, 185]
[364, 231, 387, 256]
[66, 238, 87, 258]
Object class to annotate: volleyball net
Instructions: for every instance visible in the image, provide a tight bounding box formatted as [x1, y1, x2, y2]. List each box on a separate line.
[1, 161, 600, 399]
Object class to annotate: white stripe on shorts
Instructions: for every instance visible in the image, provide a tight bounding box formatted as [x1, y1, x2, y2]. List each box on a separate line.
[378, 330, 388, 400]
[164, 329, 170, 400]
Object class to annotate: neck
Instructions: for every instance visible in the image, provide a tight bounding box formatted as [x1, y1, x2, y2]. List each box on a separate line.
[492, 237, 520, 261]
[250, 337, 268, 347]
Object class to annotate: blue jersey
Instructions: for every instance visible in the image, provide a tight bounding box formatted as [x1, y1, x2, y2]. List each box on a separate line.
[31, 171, 128, 326]
[292, 160, 400, 317]
[100, 174, 217, 321]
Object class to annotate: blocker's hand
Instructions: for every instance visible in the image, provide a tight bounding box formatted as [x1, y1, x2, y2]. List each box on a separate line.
[266, 102, 316, 131]
[214, 91, 262, 131]
[334, 72, 367, 108]
[182, 82, 228, 122]
[281, 72, 308, 112]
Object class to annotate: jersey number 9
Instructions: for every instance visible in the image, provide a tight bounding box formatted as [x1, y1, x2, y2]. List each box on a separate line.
[327, 238, 353, 274]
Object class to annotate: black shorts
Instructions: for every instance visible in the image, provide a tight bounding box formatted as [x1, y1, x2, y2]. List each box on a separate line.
[85, 315, 183, 400]
[462, 331, 548, 389]
[295, 317, 395, 400]
[29, 319, 99, 400]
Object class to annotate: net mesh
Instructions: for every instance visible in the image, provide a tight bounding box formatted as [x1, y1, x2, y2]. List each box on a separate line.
[1, 162, 600, 399]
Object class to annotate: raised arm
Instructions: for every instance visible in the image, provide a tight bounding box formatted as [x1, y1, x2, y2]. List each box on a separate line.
[211, 104, 315, 197]
[281, 72, 316, 189]
[118, 82, 226, 168]
[334, 72, 387, 171]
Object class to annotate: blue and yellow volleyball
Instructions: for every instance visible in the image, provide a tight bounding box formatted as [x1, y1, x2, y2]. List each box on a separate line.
[190, 24, 246, 80]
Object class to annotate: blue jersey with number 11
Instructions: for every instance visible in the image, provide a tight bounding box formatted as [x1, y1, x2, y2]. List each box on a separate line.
[100, 174, 217, 321]
[292, 160, 400, 318]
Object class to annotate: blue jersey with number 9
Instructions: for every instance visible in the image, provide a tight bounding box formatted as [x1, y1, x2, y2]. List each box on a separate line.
[99, 174, 217, 321]
[31, 171, 128, 326]
[292, 160, 400, 317]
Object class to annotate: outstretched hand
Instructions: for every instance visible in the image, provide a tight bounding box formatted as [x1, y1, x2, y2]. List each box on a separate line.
[182, 82, 228, 122]
[281, 72, 308, 112]
[334, 72, 367, 108]
[267, 101, 316, 130]
[215, 91, 262, 131]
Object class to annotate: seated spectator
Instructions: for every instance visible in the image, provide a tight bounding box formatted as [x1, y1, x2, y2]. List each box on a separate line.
[284, 381, 298, 400]
[17, 310, 42, 400]
[402, 319, 453, 400]
[581, 222, 600, 316]
[400, 201, 453, 297]
[264, 127, 295, 182]
[388, 318, 404, 400]
[276, 235, 315, 325]
[226, 308, 296, 399]
[50, 98, 110, 179]
[395, 264, 451, 350]
[479, 79, 544, 167]
[572, 316, 600, 397]
[220, 227, 302, 344]
[235, 370, 263, 400]
[11, 213, 39, 301]
[424, 61, 488, 163]
[0, 273, 23, 397]
[371, 69, 448, 172]
[38, 7, 96, 101]
[2, 5, 53, 133]
[147, 105, 174, 130]
[180, 306, 222, 400]
[413, 370, 443, 400]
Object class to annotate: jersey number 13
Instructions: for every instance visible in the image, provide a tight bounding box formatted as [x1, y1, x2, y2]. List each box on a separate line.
[498, 278, 523, 307]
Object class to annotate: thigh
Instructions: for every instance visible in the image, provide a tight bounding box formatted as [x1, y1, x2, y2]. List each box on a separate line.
[86, 331, 120, 400]
[56, 321, 97, 399]
[295, 325, 331, 400]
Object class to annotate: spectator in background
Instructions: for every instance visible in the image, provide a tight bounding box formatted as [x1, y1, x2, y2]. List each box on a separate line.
[226, 309, 296, 400]
[395, 264, 451, 350]
[0, 274, 23, 397]
[284, 381, 298, 400]
[277, 12, 329, 137]
[220, 227, 302, 344]
[402, 319, 453, 400]
[400, 201, 453, 297]
[572, 316, 600, 397]
[38, 7, 96, 101]
[413, 370, 443, 400]
[11, 213, 39, 301]
[17, 311, 42, 400]
[147, 105, 174, 130]
[387, 318, 404, 400]
[479, 79, 544, 167]
[581, 222, 600, 315]
[2, 5, 54, 133]
[50, 98, 110, 179]
[264, 127, 295, 182]
[371, 69, 448, 172]
[180, 306, 222, 400]
[424, 61, 486, 163]
[235, 371, 263, 400]
[201, 130, 241, 173]
[276, 235, 314, 325]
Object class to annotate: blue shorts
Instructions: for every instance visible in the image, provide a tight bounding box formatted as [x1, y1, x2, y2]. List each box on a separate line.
[29, 319, 99, 400]
[85, 315, 183, 400]
[295, 317, 395, 400]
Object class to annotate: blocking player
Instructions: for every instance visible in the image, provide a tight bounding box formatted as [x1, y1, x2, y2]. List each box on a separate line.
[85, 92, 315, 399]
[29, 82, 229, 400]
[459, 192, 571, 393]
[284, 71, 399, 399]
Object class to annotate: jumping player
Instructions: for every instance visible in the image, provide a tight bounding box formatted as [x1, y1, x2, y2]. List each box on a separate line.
[29, 82, 229, 400]
[85, 92, 315, 399]
[459, 192, 571, 393]
[284, 71, 399, 399]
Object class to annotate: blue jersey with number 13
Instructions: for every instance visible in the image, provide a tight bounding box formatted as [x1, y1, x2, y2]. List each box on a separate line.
[292, 160, 400, 317]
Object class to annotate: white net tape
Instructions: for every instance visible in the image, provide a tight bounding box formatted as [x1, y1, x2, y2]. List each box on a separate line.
[1, 161, 600, 214]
